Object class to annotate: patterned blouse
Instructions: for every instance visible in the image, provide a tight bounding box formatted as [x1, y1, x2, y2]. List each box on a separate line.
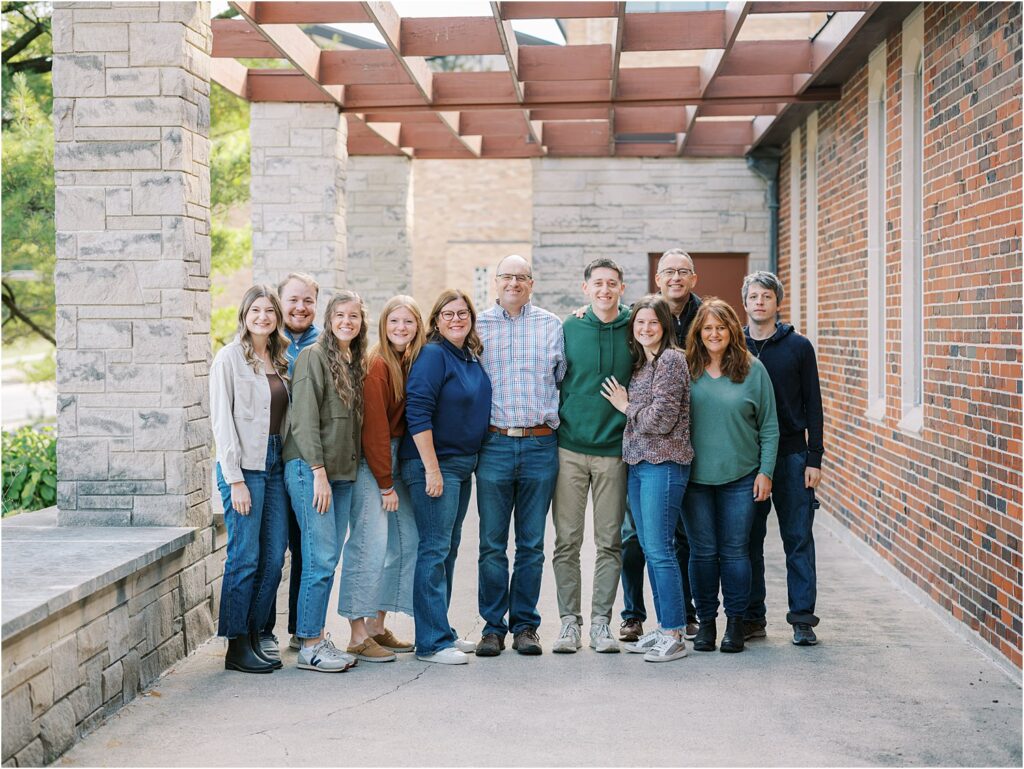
[622, 348, 694, 466]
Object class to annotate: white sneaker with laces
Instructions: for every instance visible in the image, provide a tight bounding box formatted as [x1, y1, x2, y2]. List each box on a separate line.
[417, 647, 469, 665]
[297, 635, 355, 673]
[644, 634, 689, 662]
[453, 637, 477, 653]
[623, 628, 664, 654]
[589, 617, 620, 653]
[552, 617, 582, 653]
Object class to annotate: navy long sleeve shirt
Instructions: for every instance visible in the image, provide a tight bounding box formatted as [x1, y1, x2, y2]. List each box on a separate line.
[399, 338, 492, 461]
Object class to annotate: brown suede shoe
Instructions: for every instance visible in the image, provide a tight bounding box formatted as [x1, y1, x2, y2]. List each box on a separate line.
[619, 618, 644, 642]
[373, 628, 414, 653]
[347, 637, 396, 663]
[512, 628, 543, 655]
[475, 633, 505, 657]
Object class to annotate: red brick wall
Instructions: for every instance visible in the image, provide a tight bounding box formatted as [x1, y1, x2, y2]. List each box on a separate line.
[777, 3, 1022, 666]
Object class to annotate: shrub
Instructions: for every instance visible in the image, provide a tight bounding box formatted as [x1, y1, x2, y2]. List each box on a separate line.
[2, 425, 57, 516]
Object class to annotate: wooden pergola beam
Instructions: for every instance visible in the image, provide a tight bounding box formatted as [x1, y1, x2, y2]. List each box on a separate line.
[400, 16, 504, 57]
[616, 67, 700, 100]
[252, 2, 371, 23]
[622, 10, 727, 51]
[247, 70, 334, 102]
[319, 50, 411, 86]
[211, 18, 279, 58]
[433, 71, 518, 105]
[748, 1, 873, 12]
[609, 1, 626, 154]
[211, 56, 249, 99]
[518, 44, 613, 81]
[490, 2, 543, 151]
[613, 106, 689, 134]
[687, 119, 754, 146]
[718, 40, 813, 77]
[499, 2, 619, 19]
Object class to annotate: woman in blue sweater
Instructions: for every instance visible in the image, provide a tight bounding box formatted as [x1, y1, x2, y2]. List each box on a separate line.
[400, 289, 492, 664]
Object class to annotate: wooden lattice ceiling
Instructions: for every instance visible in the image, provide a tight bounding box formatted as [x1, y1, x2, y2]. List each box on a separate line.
[211, 1, 880, 158]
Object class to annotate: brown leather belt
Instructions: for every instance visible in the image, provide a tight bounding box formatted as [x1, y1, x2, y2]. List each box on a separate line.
[488, 425, 554, 437]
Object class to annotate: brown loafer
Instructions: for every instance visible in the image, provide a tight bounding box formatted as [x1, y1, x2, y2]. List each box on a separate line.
[347, 637, 396, 663]
[373, 628, 414, 653]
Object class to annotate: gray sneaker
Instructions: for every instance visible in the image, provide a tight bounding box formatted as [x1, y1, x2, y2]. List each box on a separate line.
[552, 617, 582, 654]
[297, 635, 356, 673]
[644, 634, 689, 662]
[623, 628, 664, 654]
[589, 617, 620, 653]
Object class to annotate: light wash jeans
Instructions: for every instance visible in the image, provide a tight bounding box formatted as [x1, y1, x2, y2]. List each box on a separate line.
[338, 439, 417, 618]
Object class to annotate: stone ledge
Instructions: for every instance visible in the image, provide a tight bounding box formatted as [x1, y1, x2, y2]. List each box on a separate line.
[1, 507, 196, 642]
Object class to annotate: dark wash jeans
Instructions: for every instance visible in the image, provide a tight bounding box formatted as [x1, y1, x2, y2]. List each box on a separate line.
[216, 434, 289, 638]
[620, 502, 696, 623]
[682, 469, 758, 620]
[262, 499, 301, 638]
[475, 431, 559, 637]
[746, 450, 820, 626]
[402, 453, 477, 656]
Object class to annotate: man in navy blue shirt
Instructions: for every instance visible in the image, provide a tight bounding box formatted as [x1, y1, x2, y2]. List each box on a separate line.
[741, 271, 825, 647]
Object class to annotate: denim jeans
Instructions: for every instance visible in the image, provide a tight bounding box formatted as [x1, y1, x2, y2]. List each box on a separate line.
[627, 461, 691, 632]
[216, 435, 288, 638]
[262, 498, 302, 637]
[402, 453, 477, 655]
[285, 458, 354, 639]
[746, 450, 820, 626]
[620, 501, 696, 623]
[339, 439, 417, 618]
[682, 470, 757, 620]
[475, 431, 559, 637]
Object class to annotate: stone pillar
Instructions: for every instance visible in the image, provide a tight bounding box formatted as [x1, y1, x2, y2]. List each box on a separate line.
[250, 102, 347, 312]
[52, 1, 213, 527]
[346, 156, 413, 327]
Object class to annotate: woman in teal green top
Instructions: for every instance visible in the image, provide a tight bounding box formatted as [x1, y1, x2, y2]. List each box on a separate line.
[683, 298, 779, 655]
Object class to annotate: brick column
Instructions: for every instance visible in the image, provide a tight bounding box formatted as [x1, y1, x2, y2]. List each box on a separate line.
[250, 102, 347, 311]
[52, 1, 213, 527]
[346, 156, 413, 327]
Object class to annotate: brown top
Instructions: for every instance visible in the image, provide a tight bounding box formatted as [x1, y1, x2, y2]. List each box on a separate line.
[622, 348, 694, 467]
[362, 356, 407, 489]
[267, 373, 288, 435]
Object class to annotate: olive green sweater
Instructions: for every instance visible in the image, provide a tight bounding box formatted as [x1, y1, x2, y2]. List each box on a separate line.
[283, 345, 361, 482]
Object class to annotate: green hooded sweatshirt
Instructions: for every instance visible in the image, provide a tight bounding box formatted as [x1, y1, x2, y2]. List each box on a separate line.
[558, 305, 633, 456]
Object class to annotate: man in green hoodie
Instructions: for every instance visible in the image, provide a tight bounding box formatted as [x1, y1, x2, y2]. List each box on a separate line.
[551, 258, 633, 654]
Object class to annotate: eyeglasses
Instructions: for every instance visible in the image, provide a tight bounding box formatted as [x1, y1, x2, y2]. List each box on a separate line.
[659, 268, 695, 278]
[439, 309, 471, 321]
[497, 273, 533, 283]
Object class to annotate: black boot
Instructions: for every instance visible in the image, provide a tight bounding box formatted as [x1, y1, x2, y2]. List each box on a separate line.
[225, 635, 275, 673]
[692, 619, 717, 652]
[249, 630, 282, 669]
[720, 617, 745, 653]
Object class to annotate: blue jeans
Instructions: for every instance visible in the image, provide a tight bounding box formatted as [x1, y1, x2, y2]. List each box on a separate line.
[746, 451, 820, 626]
[620, 501, 696, 623]
[627, 461, 691, 632]
[216, 435, 288, 638]
[682, 470, 757, 620]
[285, 458, 354, 639]
[402, 453, 477, 656]
[262, 495, 302, 637]
[475, 431, 559, 637]
[339, 440, 417, 618]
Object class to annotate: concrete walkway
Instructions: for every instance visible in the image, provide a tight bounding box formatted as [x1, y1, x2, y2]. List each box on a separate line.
[61, 494, 1022, 767]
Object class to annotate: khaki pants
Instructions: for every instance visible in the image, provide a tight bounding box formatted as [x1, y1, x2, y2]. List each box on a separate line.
[551, 447, 627, 626]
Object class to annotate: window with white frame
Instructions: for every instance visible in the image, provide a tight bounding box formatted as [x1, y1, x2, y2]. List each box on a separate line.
[866, 42, 888, 421]
[805, 111, 819, 347]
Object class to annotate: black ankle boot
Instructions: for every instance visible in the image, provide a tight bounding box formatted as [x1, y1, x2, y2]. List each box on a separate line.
[249, 631, 282, 669]
[225, 635, 275, 673]
[720, 617, 745, 653]
[692, 619, 717, 652]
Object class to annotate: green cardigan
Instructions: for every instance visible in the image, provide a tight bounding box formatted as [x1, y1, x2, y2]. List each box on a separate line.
[283, 345, 361, 482]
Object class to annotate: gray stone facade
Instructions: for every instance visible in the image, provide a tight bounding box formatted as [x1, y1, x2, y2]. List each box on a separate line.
[52, 1, 213, 528]
[530, 157, 771, 316]
[250, 102, 347, 313]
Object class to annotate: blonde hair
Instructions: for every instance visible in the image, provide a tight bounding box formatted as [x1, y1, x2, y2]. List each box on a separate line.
[685, 298, 752, 384]
[236, 285, 289, 379]
[427, 289, 484, 358]
[317, 291, 368, 409]
[369, 295, 426, 402]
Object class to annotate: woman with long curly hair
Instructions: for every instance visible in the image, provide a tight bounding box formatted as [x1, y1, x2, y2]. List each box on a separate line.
[400, 289, 491, 664]
[283, 290, 368, 673]
[682, 298, 779, 654]
[210, 284, 292, 674]
[337, 295, 426, 663]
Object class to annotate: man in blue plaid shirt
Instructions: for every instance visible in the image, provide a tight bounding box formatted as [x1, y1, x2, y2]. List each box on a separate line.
[474, 254, 566, 657]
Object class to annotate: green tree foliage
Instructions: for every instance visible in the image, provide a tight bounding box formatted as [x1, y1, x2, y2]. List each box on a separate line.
[2, 425, 57, 515]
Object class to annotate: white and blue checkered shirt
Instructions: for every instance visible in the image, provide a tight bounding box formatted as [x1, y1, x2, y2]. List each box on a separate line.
[477, 301, 566, 430]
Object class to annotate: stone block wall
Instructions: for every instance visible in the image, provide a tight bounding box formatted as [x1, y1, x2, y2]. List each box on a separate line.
[0, 523, 226, 766]
[530, 157, 771, 316]
[51, 1, 213, 528]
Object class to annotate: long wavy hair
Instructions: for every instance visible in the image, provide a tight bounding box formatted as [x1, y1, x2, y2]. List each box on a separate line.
[236, 284, 290, 379]
[626, 294, 679, 371]
[685, 298, 752, 383]
[427, 289, 484, 358]
[369, 295, 426, 402]
[318, 290, 368, 410]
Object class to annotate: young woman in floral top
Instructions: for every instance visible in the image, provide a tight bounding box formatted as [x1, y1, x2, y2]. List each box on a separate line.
[601, 294, 693, 663]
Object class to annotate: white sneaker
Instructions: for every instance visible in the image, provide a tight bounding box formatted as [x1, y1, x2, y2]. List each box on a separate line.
[589, 618, 620, 653]
[644, 634, 689, 662]
[417, 647, 469, 665]
[297, 635, 356, 673]
[453, 637, 477, 653]
[552, 617, 582, 654]
[623, 628, 664, 654]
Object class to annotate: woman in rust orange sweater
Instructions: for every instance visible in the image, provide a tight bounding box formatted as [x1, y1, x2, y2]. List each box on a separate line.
[338, 295, 426, 661]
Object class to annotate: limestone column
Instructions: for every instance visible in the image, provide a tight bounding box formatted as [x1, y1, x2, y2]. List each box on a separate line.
[346, 156, 413, 326]
[250, 102, 347, 312]
[52, 1, 212, 527]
